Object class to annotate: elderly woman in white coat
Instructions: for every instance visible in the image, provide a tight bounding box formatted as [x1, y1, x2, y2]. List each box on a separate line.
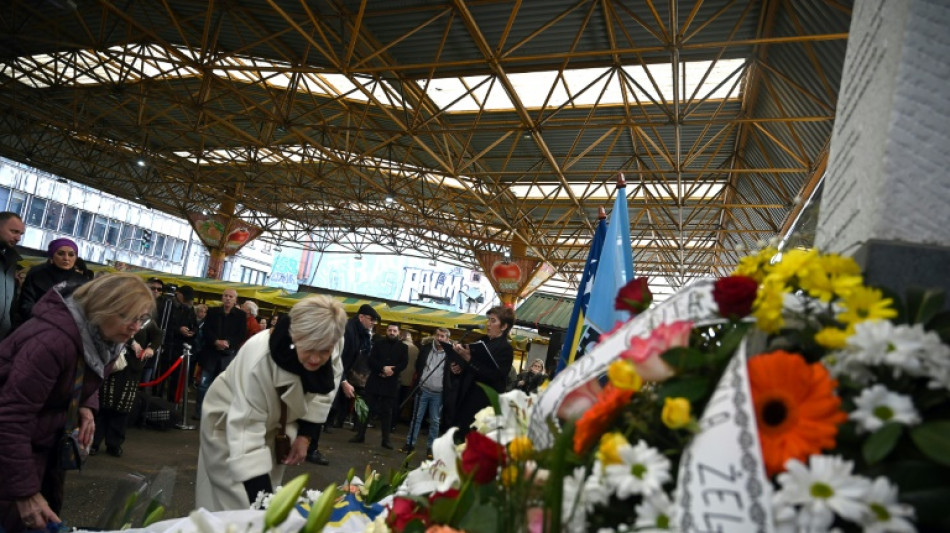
[195, 295, 346, 511]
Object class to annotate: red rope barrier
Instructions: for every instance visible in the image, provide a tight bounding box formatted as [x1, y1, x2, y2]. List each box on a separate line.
[138, 356, 183, 388]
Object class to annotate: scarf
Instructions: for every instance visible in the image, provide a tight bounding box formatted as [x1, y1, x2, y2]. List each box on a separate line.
[268, 315, 335, 394]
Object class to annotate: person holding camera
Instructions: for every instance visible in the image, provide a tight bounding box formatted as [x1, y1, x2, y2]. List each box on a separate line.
[195, 295, 346, 511]
[195, 289, 246, 418]
[0, 274, 154, 532]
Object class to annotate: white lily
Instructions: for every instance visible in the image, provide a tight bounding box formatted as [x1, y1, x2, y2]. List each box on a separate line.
[401, 427, 461, 495]
[471, 389, 535, 444]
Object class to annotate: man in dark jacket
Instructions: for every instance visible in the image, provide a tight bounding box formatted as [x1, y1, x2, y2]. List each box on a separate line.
[0, 212, 24, 341]
[349, 322, 407, 449]
[195, 289, 246, 417]
[306, 303, 378, 465]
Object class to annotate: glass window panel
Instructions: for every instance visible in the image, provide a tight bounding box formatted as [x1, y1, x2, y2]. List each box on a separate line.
[172, 239, 185, 262]
[119, 224, 134, 249]
[8, 191, 27, 216]
[105, 219, 121, 246]
[90, 214, 108, 242]
[153, 234, 166, 257]
[74, 211, 93, 239]
[131, 226, 144, 253]
[25, 197, 46, 226]
[0, 187, 10, 210]
[60, 206, 78, 234]
[44, 202, 63, 230]
[162, 237, 174, 260]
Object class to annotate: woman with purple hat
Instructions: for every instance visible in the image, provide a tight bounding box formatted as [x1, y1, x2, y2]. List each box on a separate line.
[17, 237, 89, 323]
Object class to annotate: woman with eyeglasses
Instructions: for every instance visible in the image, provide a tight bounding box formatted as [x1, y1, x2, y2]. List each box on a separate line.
[16, 238, 90, 326]
[0, 273, 154, 532]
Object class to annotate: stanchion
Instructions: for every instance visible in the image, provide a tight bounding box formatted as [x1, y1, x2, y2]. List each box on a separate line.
[175, 344, 196, 430]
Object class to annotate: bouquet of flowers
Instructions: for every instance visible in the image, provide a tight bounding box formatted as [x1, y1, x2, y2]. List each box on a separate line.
[378, 247, 950, 532]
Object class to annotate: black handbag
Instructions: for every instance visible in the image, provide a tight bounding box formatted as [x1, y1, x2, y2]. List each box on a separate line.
[275, 387, 291, 463]
[59, 360, 86, 471]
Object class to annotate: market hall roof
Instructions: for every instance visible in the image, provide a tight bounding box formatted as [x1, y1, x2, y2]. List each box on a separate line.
[0, 0, 852, 301]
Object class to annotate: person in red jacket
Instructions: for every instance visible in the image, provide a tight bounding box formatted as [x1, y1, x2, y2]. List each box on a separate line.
[242, 300, 263, 340]
[0, 274, 154, 532]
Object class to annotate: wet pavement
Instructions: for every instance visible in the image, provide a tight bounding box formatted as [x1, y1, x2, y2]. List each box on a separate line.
[61, 411, 427, 529]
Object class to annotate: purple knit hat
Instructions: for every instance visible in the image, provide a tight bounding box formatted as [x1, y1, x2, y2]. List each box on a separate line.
[47, 237, 79, 258]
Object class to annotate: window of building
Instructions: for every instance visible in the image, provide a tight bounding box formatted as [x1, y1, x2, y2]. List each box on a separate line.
[152, 234, 166, 258]
[90, 214, 108, 242]
[60, 206, 78, 234]
[171, 238, 185, 262]
[119, 223, 134, 249]
[25, 196, 46, 226]
[74, 210, 93, 239]
[0, 187, 10, 211]
[43, 201, 63, 231]
[105, 218, 121, 246]
[7, 191, 27, 216]
[240, 266, 267, 285]
[131, 226, 144, 253]
[162, 237, 175, 260]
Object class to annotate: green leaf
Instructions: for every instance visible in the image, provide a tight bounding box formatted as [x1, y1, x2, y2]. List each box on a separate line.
[910, 421, 950, 467]
[656, 375, 711, 403]
[926, 311, 950, 344]
[476, 382, 501, 415]
[712, 322, 751, 364]
[906, 287, 946, 326]
[660, 347, 708, 372]
[862, 422, 903, 464]
[354, 395, 369, 423]
[543, 422, 575, 533]
[142, 505, 165, 527]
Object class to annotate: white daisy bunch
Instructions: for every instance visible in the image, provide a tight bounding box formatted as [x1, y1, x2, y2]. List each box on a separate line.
[598, 439, 671, 499]
[470, 389, 535, 444]
[825, 320, 950, 390]
[634, 490, 678, 532]
[773, 455, 916, 532]
[849, 384, 921, 432]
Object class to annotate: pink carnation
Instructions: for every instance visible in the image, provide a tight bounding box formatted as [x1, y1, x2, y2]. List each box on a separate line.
[620, 321, 693, 381]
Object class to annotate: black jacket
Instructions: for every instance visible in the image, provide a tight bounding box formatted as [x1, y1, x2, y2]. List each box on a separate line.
[364, 335, 408, 398]
[199, 305, 247, 374]
[16, 262, 88, 325]
[443, 335, 513, 435]
[341, 315, 371, 376]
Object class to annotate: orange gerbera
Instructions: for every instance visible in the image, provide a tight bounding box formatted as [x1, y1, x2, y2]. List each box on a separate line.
[572, 384, 635, 455]
[748, 350, 847, 477]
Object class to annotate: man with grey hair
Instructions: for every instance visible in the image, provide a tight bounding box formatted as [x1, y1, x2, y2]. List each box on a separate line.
[195, 288, 246, 417]
[242, 300, 262, 340]
[0, 212, 24, 341]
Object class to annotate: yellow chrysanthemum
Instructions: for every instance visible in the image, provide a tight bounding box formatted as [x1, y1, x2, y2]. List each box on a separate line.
[607, 359, 643, 391]
[508, 436, 534, 461]
[733, 247, 778, 282]
[501, 465, 520, 487]
[837, 286, 898, 328]
[596, 432, 629, 466]
[769, 248, 819, 286]
[818, 253, 861, 276]
[814, 326, 852, 349]
[753, 280, 787, 333]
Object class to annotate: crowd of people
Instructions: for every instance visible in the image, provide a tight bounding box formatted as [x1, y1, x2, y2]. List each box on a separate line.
[0, 210, 550, 528]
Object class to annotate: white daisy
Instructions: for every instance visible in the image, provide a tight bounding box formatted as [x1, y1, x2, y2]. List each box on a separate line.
[603, 440, 671, 498]
[775, 456, 871, 527]
[861, 477, 916, 533]
[917, 328, 950, 391]
[850, 384, 921, 432]
[634, 491, 676, 531]
[582, 465, 611, 511]
[879, 323, 931, 377]
[561, 466, 590, 533]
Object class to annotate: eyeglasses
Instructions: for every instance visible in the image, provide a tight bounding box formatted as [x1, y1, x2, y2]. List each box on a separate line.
[120, 313, 152, 326]
[149, 286, 161, 292]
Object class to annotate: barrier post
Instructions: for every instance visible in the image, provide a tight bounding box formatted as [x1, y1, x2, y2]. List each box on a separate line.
[175, 344, 196, 430]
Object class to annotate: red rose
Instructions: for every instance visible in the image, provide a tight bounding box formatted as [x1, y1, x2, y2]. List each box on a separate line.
[712, 275, 759, 319]
[387, 496, 428, 530]
[461, 431, 506, 484]
[615, 277, 653, 315]
[428, 488, 461, 505]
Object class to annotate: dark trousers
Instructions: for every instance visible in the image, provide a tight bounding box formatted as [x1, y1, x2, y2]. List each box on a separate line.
[94, 407, 130, 450]
[355, 392, 395, 444]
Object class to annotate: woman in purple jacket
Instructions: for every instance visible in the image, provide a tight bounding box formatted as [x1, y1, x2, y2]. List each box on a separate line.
[0, 273, 154, 532]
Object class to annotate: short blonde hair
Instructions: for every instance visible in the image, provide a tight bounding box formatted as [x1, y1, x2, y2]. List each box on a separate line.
[72, 273, 155, 327]
[288, 295, 346, 352]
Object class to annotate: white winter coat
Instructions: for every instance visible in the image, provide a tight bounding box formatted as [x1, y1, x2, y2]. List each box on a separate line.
[195, 329, 343, 511]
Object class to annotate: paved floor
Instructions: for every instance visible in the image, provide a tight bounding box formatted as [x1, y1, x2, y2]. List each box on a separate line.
[60, 416, 427, 529]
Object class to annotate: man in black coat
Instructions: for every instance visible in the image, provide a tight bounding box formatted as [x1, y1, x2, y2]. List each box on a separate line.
[306, 303, 379, 465]
[349, 322, 407, 449]
[195, 288, 246, 417]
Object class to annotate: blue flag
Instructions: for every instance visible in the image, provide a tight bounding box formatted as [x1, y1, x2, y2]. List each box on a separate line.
[575, 184, 634, 358]
[554, 215, 607, 376]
